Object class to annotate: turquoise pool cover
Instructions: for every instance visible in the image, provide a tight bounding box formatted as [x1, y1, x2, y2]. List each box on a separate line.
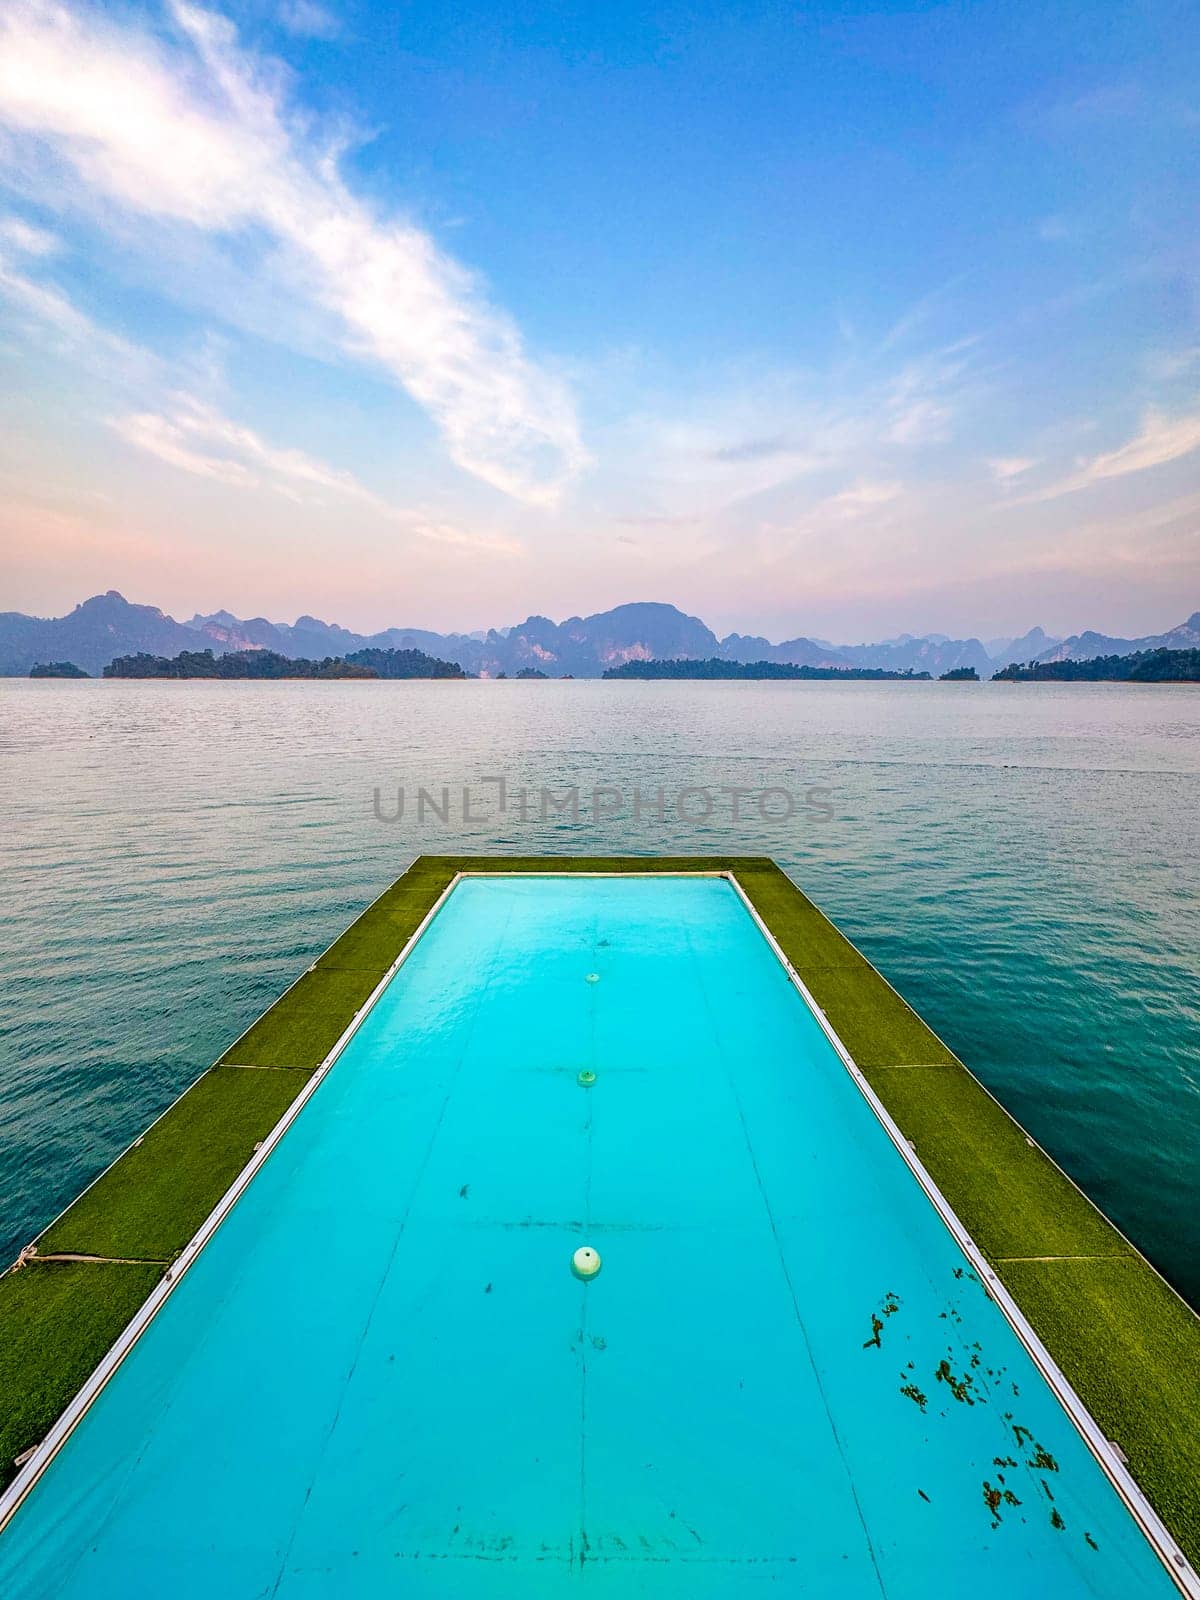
[0, 875, 1185, 1596]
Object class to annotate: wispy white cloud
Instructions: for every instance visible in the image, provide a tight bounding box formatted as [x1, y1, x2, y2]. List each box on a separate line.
[1021, 81, 1143, 138]
[0, 254, 98, 343]
[987, 456, 1036, 483]
[0, 0, 586, 505]
[1057, 84, 1142, 122]
[1029, 411, 1200, 501]
[874, 278, 965, 357]
[1143, 345, 1200, 383]
[883, 341, 976, 445]
[1081, 412, 1200, 482]
[112, 393, 523, 553]
[0, 243, 146, 369]
[821, 480, 904, 516]
[0, 221, 518, 552]
[885, 394, 950, 446]
[604, 333, 979, 535]
[713, 476, 920, 578]
[1037, 215, 1071, 243]
[148, 395, 395, 505]
[0, 214, 61, 256]
[113, 408, 261, 489]
[277, 0, 339, 40]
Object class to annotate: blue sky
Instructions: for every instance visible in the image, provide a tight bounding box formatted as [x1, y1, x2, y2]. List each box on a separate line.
[0, 0, 1196, 639]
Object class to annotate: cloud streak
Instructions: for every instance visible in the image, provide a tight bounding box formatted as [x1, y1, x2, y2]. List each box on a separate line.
[1078, 411, 1200, 484]
[276, 0, 339, 40]
[1027, 411, 1200, 502]
[987, 456, 1036, 484]
[603, 333, 980, 537]
[0, 1, 586, 505]
[0, 224, 515, 553]
[0, 215, 61, 256]
[0, 241, 147, 369]
[112, 394, 523, 553]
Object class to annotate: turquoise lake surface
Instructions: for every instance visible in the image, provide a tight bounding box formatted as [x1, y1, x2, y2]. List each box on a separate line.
[0, 874, 1181, 1596]
[0, 676, 1197, 1315]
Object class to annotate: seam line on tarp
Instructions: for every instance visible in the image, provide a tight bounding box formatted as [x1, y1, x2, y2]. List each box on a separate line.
[993, 1254, 1131, 1264]
[219, 1062, 312, 1071]
[20, 1253, 168, 1267]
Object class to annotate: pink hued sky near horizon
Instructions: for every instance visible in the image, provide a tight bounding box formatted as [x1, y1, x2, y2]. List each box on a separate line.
[0, 1, 1197, 644]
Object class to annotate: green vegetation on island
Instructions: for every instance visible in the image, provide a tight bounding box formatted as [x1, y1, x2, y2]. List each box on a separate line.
[340, 646, 469, 679]
[939, 666, 979, 681]
[603, 657, 932, 680]
[29, 661, 89, 678]
[993, 648, 1200, 683]
[102, 646, 468, 680]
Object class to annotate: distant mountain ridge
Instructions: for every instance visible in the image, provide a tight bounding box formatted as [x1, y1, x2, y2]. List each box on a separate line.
[1030, 613, 1200, 664]
[1, 590, 1195, 679]
[986, 628, 1061, 669]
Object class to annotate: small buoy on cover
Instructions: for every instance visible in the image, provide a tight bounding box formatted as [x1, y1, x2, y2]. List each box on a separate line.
[577, 1069, 597, 1087]
[585, 972, 600, 984]
[571, 1246, 602, 1280]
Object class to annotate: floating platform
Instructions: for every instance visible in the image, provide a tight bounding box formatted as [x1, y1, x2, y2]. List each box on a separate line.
[0, 857, 1197, 1596]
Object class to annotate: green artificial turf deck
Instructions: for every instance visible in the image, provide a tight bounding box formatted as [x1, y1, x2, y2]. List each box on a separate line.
[856, 1061, 1135, 1263]
[1, 852, 1196, 1572]
[999, 1257, 1200, 1563]
[220, 969, 382, 1068]
[0, 1262, 162, 1483]
[38, 1066, 313, 1262]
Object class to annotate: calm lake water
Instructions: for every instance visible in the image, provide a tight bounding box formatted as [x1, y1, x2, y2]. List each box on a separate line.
[1, 679, 1198, 1305]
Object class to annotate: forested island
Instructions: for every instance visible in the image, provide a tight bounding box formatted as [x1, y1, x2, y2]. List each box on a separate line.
[46, 643, 1200, 685]
[993, 648, 1200, 683]
[103, 646, 468, 680]
[603, 657, 932, 681]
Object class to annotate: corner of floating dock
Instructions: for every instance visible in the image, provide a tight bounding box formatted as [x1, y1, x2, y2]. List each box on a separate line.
[1, 854, 1197, 1574]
